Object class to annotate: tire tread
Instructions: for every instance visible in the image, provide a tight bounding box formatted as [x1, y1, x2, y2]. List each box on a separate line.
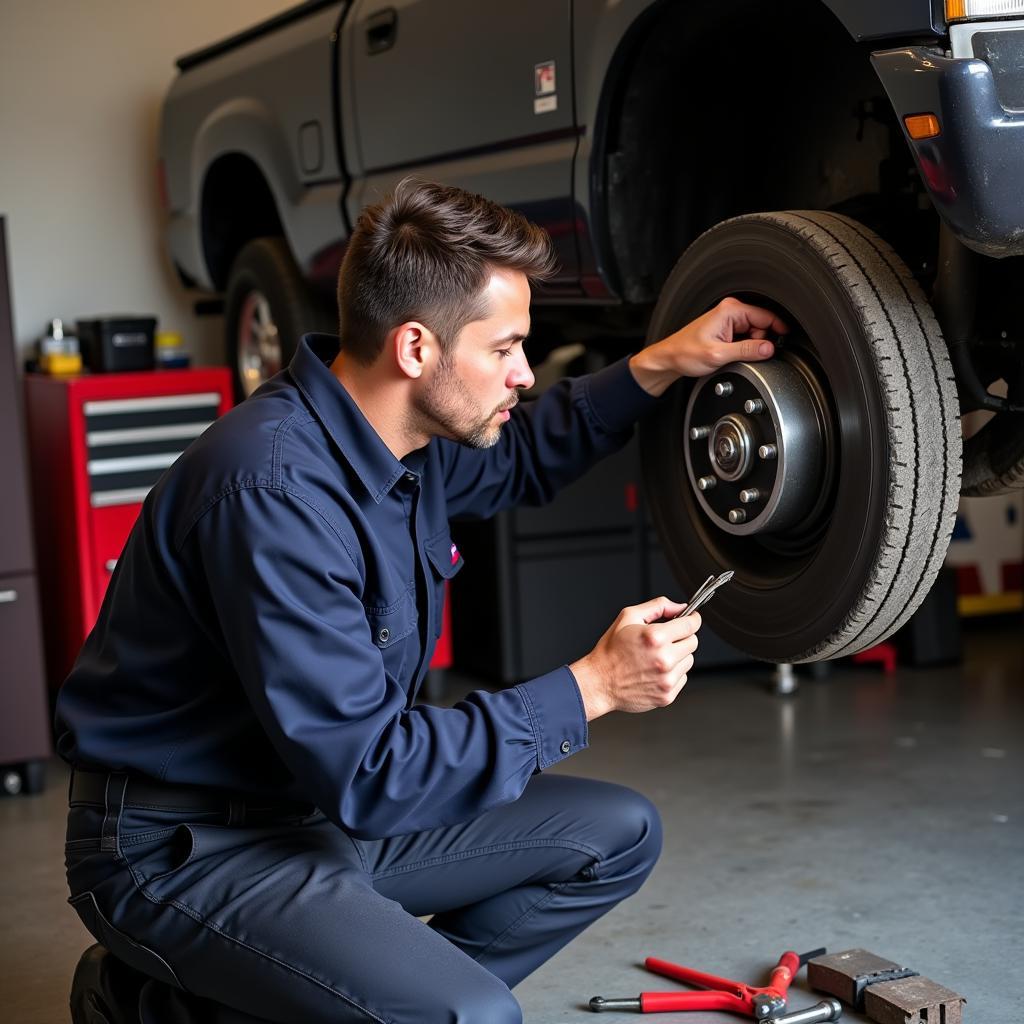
[753, 211, 961, 660]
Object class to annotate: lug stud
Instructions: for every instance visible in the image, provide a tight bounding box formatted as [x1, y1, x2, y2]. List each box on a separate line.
[758, 444, 778, 460]
[739, 488, 761, 503]
[728, 508, 747, 524]
[743, 399, 765, 414]
[714, 381, 734, 397]
[689, 425, 711, 440]
[697, 475, 717, 491]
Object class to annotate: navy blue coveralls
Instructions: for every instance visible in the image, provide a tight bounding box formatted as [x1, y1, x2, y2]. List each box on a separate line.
[56, 335, 664, 1023]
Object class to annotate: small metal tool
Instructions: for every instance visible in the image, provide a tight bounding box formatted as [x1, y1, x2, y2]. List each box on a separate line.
[768, 998, 843, 1023]
[676, 570, 734, 617]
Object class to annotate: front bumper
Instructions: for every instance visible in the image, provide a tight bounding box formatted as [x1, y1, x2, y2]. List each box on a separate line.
[872, 42, 1024, 258]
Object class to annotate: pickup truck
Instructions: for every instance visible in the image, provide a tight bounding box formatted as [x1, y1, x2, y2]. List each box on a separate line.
[159, 0, 1024, 663]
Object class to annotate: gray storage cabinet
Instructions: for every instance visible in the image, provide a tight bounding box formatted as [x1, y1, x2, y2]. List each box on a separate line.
[0, 217, 52, 794]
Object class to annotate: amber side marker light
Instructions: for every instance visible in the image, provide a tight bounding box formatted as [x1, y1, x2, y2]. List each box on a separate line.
[946, 0, 967, 18]
[905, 114, 941, 140]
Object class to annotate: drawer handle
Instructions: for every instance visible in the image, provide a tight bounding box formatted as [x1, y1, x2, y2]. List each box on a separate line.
[105, 559, 118, 573]
[0, 589, 17, 604]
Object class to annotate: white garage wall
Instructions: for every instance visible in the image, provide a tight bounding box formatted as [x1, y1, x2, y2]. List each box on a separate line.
[0, 0, 289, 366]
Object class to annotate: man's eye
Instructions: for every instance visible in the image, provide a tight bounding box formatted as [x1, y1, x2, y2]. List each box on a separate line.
[497, 349, 512, 359]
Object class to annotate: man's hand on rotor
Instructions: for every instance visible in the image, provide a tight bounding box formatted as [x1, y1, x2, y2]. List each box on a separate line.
[629, 296, 788, 397]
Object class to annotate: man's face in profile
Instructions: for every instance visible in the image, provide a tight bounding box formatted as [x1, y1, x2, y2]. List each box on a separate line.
[416, 268, 535, 448]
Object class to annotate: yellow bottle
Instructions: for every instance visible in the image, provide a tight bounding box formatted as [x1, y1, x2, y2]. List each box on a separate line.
[38, 319, 83, 375]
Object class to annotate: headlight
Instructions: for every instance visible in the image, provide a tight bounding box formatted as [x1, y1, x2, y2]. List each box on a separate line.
[947, 1, 1024, 20]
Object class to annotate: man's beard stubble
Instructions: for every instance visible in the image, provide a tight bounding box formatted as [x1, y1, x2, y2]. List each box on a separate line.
[411, 357, 519, 449]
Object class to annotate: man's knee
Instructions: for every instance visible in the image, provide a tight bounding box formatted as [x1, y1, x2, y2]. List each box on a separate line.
[594, 784, 663, 885]
[443, 972, 522, 1024]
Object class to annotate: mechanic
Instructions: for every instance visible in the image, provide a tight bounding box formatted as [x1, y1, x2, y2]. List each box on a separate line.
[57, 180, 782, 1024]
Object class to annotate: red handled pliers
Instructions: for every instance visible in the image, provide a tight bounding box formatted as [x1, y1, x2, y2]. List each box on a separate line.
[589, 948, 826, 1018]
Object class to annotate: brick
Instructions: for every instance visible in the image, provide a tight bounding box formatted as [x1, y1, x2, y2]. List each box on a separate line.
[863, 976, 966, 1024]
[808, 949, 917, 1010]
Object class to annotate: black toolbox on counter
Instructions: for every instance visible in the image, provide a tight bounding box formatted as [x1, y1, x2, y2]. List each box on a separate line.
[77, 316, 156, 373]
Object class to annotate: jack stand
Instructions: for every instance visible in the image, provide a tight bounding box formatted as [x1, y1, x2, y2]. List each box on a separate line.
[773, 662, 797, 695]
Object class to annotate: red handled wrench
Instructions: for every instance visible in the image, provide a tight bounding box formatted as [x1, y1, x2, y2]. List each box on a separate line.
[589, 948, 835, 1020]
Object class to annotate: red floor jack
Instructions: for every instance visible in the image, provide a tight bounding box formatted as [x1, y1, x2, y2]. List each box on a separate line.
[589, 948, 843, 1022]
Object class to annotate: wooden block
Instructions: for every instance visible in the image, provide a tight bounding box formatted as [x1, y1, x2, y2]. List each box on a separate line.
[808, 949, 917, 1010]
[864, 976, 966, 1024]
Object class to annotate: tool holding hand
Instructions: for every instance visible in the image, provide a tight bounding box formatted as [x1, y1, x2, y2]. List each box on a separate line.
[589, 948, 837, 1021]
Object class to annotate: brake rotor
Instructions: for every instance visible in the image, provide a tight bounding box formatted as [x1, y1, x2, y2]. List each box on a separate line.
[684, 360, 825, 536]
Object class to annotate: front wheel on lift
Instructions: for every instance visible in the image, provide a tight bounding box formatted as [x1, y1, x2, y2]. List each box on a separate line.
[640, 212, 962, 662]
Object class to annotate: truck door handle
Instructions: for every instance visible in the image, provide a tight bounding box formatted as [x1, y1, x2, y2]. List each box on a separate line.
[366, 8, 397, 54]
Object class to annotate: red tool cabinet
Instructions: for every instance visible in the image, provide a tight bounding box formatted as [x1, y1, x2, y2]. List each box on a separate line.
[24, 368, 233, 688]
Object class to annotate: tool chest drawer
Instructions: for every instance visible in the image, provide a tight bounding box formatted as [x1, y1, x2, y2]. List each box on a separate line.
[24, 368, 232, 688]
[83, 391, 223, 507]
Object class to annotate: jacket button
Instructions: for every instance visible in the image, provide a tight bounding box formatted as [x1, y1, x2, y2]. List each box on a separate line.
[379, 628, 390, 643]
[560, 740, 571, 754]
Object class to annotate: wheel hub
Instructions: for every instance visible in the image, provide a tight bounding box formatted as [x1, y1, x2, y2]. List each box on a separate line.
[684, 360, 825, 536]
[710, 414, 754, 481]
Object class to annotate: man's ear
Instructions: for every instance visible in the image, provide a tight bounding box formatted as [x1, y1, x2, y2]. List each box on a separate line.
[393, 321, 437, 380]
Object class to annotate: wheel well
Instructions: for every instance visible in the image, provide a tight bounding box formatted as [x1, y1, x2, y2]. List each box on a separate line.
[598, 0, 930, 303]
[201, 153, 284, 291]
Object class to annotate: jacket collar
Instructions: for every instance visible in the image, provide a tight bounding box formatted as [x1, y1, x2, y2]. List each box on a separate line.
[288, 334, 423, 503]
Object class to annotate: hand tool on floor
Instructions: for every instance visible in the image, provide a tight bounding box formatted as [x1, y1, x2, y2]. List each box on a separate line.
[589, 948, 834, 1020]
[675, 569, 734, 617]
[768, 1001, 843, 1023]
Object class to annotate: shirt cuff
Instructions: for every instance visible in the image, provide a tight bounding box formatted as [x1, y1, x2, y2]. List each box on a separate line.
[515, 666, 589, 770]
[579, 356, 661, 436]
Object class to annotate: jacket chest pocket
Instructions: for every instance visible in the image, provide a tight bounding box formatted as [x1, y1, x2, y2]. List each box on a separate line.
[365, 588, 417, 678]
[423, 530, 464, 638]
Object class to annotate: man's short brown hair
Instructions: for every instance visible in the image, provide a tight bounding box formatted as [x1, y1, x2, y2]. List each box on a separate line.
[337, 179, 556, 364]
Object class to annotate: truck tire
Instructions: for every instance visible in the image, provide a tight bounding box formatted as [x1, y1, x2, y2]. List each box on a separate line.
[961, 417, 1024, 496]
[224, 237, 335, 399]
[639, 212, 962, 662]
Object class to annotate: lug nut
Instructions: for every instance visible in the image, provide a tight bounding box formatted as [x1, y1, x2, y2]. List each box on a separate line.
[714, 381, 734, 397]
[697, 475, 717, 491]
[728, 508, 747, 524]
[744, 399, 765, 414]
[690, 425, 711, 440]
[739, 488, 761, 503]
[758, 444, 778, 460]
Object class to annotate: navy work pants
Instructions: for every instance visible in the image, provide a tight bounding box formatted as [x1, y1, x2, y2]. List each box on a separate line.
[65, 773, 662, 1022]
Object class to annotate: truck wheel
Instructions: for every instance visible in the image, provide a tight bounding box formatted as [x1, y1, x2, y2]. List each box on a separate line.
[224, 237, 334, 399]
[639, 212, 962, 662]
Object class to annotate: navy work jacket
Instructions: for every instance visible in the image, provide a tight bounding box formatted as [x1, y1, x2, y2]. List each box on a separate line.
[55, 335, 658, 839]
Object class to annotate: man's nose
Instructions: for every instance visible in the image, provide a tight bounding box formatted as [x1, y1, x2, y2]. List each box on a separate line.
[507, 352, 534, 391]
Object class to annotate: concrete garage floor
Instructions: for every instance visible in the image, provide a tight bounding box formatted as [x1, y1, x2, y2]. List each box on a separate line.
[2, 618, 1021, 1023]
